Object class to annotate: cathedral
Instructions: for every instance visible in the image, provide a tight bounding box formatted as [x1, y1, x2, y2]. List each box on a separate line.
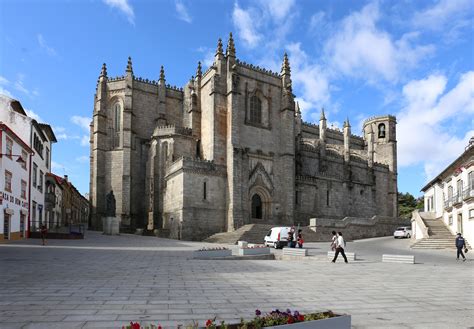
[89, 33, 398, 240]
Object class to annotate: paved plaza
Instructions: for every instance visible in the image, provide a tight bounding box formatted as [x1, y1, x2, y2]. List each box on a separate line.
[0, 232, 473, 329]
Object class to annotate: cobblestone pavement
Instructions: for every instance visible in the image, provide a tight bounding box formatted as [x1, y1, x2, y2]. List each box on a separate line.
[0, 232, 472, 329]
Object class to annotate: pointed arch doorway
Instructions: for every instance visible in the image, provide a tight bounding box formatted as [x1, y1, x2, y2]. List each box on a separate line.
[249, 186, 272, 222]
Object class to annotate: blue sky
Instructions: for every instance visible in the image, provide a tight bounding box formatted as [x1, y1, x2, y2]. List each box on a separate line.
[0, 0, 473, 197]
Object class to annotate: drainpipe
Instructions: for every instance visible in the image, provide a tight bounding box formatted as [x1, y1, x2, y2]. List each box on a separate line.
[27, 151, 32, 238]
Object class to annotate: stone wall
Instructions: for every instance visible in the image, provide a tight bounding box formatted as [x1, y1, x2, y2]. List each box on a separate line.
[309, 216, 409, 241]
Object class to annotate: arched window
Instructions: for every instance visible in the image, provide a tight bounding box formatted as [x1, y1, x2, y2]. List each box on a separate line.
[378, 123, 386, 139]
[250, 96, 262, 124]
[114, 103, 122, 132]
[251, 194, 262, 219]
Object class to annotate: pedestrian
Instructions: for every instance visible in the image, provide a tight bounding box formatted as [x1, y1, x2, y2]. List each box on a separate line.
[330, 230, 337, 251]
[297, 229, 304, 248]
[40, 224, 48, 246]
[287, 228, 295, 248]
[332, 232, 348, 263]
[455, 233, 467, 262]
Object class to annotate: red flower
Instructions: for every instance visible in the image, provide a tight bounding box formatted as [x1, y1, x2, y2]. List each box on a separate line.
[298, 314, 305, 322]
[206, 319, 213, 327]
[158, 326, 162, 329]
[287, 316, 294, 324]
[130, 322, 140, 329]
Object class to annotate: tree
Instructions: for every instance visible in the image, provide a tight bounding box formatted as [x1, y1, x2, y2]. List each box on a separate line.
[398, 192, 424, 219]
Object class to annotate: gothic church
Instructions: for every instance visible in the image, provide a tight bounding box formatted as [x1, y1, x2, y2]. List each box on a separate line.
[89, 33, 398, 240]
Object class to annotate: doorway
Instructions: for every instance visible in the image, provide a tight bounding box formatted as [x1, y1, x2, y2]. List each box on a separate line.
[4, 213, 10, 240]
[457, 213, 463, 235]
[251, 194, 263, 219]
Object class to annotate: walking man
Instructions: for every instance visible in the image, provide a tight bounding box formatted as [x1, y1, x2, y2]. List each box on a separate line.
[455, 233, 467, 262]
[332, 232, 348, 263]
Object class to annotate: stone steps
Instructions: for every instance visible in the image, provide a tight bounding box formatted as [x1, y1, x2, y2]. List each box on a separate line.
[412, 217, 471, 249]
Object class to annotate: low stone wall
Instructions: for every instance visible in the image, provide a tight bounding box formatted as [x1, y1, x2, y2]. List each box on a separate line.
[308, 216, 409, 241]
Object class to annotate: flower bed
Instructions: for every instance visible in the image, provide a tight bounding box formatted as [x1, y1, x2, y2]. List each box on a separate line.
[123, 309, 350, 328]
[193, 247, 232, 259]
[238, 246, 271, 256]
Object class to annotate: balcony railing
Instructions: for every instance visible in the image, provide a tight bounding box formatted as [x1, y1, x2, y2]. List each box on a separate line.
[452, 193, 462, 206]
[444, 198, 453, 210]
[464, 186, 474, 201]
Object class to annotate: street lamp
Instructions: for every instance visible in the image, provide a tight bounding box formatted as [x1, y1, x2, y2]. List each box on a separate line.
[0, 154, 26, 164]
[0, 153, 26, 164]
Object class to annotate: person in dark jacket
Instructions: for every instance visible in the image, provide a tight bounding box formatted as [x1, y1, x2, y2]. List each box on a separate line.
[455, 233, 466, 261]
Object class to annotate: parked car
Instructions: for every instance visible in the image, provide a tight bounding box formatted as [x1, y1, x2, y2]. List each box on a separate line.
[393, 226, 412, 239]
[264, 227, 291, 249]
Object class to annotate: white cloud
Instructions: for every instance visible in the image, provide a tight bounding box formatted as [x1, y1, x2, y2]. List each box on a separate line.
[287, 42, 331, 120]
[197, 46, 214, 68]
[37, 34, 57, 56]
[413, 0, 471, 31]
[80, 135, 89, 147]
[25, 109, 42, 122]
[71, 115, 91, 132]
[175, 0, 192, 23]
[76, 155, 89, 163]
[324, 2, 434, 83]
[397, 71, 474, 181]
[51, 161, 65, 172]
[103, 0, 135, 25]
[259, 0, 295, 21]
[309, 11, 327, 32]
[0, 87, 13, 98]
[0, 76, 9, 85]
[232, 3, 262, 48]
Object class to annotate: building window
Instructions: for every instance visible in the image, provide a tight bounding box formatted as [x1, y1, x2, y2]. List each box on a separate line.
[33, 163, 38, 187]
[249, 96, 262, 124]
[469, 209, 474, 219]
[448, 186, 453, 200]
[327, 190, 330, 206]
[38, 170, 44, 192]
[21, 150, 28, 170]
[33, 134, 44, 158]
[4, 170, 12, 192]
[45, 147, 50, 169]
[5, 137, 13, 159]
[448, 216, 453, 225]
[469, 171, 474, 189]
[114, 103, 122, 131]
[251, 194, 263, 219]
[378, 123, 386, 139]
[21, 180, 27, 199]
[203, 181, 207, 200]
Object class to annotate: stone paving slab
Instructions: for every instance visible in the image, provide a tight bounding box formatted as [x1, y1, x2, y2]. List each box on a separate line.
[0, 232, 472, 329]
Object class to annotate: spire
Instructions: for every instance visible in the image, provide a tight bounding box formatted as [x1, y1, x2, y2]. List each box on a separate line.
[159, 65, 165, 82]
[296, 101, 301, 116]
[216, 38, 223, 56]
[320, 108, 326, 121]
[126, 56, 133, 74]
[226, 32, 236, 57]
[344, 117, 351, 128]
[281, 53, 291, 76]
[196, 61, 202, 78]
[100, 63, 107, 78]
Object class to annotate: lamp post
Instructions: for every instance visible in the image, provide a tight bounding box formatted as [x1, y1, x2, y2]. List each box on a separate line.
[0, 153, 26, 164]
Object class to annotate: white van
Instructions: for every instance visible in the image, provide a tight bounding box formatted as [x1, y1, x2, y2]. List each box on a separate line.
[264, 227, 291, 249]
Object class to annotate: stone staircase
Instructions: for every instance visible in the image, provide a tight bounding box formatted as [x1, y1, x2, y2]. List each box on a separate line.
[205, 224, 321, 244]
[411, 218, 470, 249]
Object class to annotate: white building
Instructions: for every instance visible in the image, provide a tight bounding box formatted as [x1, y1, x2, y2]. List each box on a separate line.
[420, 138, 474, 245]
[45, 173, 64, 227]
[0, 95, 57, 233]
[0, 123, 33, 241]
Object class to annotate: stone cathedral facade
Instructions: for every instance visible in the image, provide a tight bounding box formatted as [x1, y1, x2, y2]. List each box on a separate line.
[89, 34, 398, 240]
